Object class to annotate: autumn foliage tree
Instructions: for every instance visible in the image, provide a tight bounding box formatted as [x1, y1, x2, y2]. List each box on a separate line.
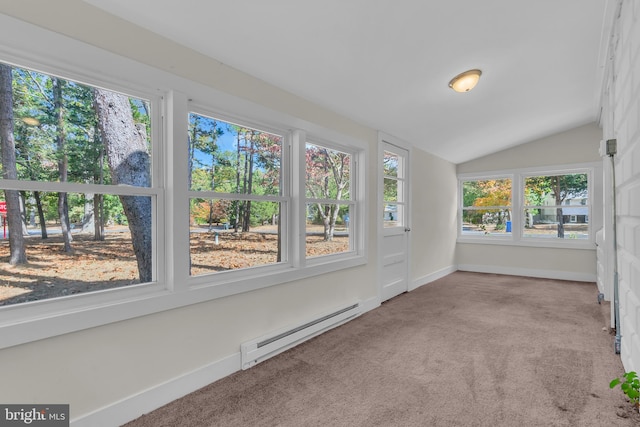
[306, 144, 350, 241]
[462, 179, 511, 230]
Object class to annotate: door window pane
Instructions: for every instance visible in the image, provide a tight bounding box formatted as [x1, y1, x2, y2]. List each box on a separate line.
[383, 151, 399, 177]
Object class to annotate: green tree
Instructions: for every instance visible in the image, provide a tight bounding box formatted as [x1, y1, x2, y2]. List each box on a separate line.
[52, 77, 73, 252]
[94, 88, 152, 283]
[306, 145, 350, 241]
[0, 63, 27, 264]
[525, 174, 587, 238]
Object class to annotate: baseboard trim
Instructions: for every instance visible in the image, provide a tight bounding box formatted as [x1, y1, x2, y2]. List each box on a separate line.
[410, 265, 457, 291]
[456, 264, 596, 282]
[71, 352, 241, 427]
[360, 295, 380, 313]
[72, 296, 382, 427]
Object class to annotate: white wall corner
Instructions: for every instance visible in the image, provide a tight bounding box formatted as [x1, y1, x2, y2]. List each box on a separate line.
[360, 295, 381, 313]
[410, 265, 458, 291]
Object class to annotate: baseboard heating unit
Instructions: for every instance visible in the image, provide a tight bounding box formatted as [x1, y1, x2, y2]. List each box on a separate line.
[241, 302, 361, 370]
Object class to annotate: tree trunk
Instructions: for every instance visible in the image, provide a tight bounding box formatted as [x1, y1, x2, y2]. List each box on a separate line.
[94, 89, 152, 283]
[93, 193, 104, 241]
[234, 134, 242, 232]
[53, 78, 73, 252]
[0, 64, 27, 264]
[19, 191, 29, 236]
[556, 207, 565, 238]
[95, 138, 105, 241]
[33, 190, 48, 239]
[553, 177, 565, 238]
[242, 137, 255, 232]
[81, 193, 95, 233]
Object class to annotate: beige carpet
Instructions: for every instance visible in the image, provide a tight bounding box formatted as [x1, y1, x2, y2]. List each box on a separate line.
[124, 272, 639, 426]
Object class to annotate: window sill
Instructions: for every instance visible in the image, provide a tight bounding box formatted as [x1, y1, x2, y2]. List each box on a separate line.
[0, 254, 367, 350]
[457, 236, 596, 250]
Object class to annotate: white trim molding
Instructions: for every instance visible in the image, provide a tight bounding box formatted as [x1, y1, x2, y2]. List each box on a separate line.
[457, 264, 596, 283]
[71, 353, 241, 427]
[410, 265, 457, 291]
[69, 294, 380, 426]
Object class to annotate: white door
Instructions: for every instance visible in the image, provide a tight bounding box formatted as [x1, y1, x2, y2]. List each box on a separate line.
[379, 137, 410, 302]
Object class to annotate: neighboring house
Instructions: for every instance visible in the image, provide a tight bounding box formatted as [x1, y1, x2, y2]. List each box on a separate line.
[538, 195, 589, 224]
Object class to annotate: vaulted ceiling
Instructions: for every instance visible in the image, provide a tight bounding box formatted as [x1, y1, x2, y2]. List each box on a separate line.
[83, 0, 608, 164]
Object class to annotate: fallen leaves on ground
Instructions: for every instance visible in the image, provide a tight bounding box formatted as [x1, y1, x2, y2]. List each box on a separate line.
[0, 226, 348, 306]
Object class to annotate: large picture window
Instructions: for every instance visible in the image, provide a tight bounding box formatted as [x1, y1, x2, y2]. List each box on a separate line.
[0, 40, 366, 348]
[461, 178, 512, 236]
[305, 142, 353, 258]
[187, 113, 285, 275]
[523, 173, 589, 240]
[0, 61, 158, 307]
[458, 166, 597, 247]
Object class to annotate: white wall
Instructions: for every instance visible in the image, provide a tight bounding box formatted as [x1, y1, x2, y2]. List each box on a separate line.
[599, 0, 640, 372]
[0, 3, 458, 425]
[456, 123, 602, 173]
[456, 123, 603, 281]
[410, 148, 458, 287]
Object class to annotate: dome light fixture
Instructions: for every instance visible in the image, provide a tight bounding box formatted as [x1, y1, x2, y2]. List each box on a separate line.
[448, 69, 482, 93]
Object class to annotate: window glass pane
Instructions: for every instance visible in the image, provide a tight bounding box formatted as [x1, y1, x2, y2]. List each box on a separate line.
[306, 203, 350, 257]
[461, 208, 512, 235]
[383, 151, 398, 177]
[0, 191, 152, 306]
[523, 208, 589, 239]
[462, 179, 511, 208]
[4, 62, 152, 187]
[523, 173, 589, 239]
[189, 199, 281, 275]
[384, 177, 399, 202]
[383, 203, 404, 228]
[524, 174, 588, 207]
[305, 143, 351, 200]
[188, 113, 282, 195]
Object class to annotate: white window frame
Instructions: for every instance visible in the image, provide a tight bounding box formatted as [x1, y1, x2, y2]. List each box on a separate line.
[185, 106, 294, 283]
[459, 174, 513, 241]
[457, 162, 601, 250]
[0, 17, 367, 349]
[303, 138, 359, 265]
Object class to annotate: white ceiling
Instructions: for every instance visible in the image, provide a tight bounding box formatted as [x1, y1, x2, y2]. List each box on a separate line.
[84, 0, 607, 164]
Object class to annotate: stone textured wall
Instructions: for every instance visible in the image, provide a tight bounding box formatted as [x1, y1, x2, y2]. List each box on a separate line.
[600, 0, 640, 371]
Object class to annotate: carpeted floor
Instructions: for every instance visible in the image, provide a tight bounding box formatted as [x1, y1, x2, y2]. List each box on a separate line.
[124, 272, 639, 426]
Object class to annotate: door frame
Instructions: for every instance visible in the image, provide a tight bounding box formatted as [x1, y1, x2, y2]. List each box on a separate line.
[377, 132, 411, 302]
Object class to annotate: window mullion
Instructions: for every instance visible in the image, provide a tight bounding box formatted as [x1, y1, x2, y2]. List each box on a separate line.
[166, 90, 190, 290]
[291, 130, 306, 267]
[512, 174, 522, 241]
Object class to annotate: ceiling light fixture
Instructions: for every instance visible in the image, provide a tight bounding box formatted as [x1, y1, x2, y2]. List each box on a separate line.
[448, 69, 482, 93]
